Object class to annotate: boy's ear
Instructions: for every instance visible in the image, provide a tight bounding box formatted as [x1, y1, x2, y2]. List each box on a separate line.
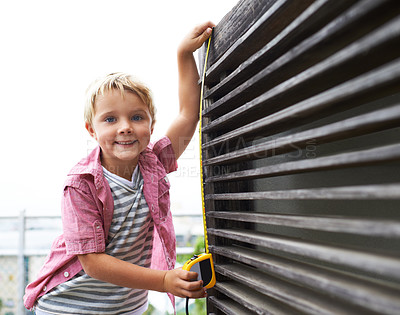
[85, 122, 97, 140]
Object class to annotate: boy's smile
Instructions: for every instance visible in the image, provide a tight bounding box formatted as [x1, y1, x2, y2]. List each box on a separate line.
[86, 89, 153, 180]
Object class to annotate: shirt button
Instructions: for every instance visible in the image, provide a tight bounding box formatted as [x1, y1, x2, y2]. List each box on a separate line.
[64, 271, 69, 278]
[43, 286, 47, 292]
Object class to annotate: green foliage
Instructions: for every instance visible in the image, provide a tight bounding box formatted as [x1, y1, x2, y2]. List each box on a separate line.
[176, 298, 206, 315]
[142, 303, 155, 315]
[194, 298, 207, 315]
[176, 236, 205, 265]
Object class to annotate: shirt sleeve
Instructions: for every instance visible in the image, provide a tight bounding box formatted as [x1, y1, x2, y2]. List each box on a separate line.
[61, 179, 106, 255]
[152, 136, 178, 174]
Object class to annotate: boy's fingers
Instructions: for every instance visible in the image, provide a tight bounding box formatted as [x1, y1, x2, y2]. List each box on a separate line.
[192, 27, 212, 47]
[202, 21, 216, 30]
[182, 270, 199, 281]
[195, 21, 214, 32]
[194, 21, 214, 39]
[190, 271, 199, 280]
[181, 286, 207, 298]
[186, 279, 203, 290]
[204, 27, 212, 37]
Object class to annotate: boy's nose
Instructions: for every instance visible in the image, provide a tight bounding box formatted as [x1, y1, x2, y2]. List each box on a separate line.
[118, 121, 133, 134]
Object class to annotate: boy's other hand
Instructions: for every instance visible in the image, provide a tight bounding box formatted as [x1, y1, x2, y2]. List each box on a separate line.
[163, 268, 207, 298]
[178, 21, 215, 56]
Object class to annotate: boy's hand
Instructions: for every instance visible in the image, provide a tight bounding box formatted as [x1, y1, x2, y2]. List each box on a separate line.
[178, 21, 215, 56]
[163, 268, 207, 298]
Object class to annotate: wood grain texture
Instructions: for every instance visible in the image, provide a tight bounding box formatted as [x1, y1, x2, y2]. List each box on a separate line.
[201, 0, 400, 314]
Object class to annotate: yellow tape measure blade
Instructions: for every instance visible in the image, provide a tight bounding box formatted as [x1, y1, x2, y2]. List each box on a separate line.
[199, 34, 212, 254]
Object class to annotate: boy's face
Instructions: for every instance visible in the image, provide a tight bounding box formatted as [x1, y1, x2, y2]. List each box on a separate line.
[86, 89, 153, 178]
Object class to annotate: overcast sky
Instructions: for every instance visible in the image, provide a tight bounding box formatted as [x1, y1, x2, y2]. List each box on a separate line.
[0, 0, 238, 217]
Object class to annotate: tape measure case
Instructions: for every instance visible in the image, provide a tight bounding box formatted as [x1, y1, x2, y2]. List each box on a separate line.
[182, 253, 216, 289]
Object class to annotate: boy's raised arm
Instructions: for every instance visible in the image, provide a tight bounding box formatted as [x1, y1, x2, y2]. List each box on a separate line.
[166, 21, 215, 160]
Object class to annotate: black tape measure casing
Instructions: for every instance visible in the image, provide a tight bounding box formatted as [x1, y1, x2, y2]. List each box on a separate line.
[182, 253, 216, 289]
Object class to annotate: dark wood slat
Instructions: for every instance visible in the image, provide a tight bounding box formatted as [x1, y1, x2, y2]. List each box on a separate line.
[208, 228, 400, 281]
[207, 211, 400, 238]
[204, 0, 314, 84]
[206, 184, 400, 201]
[214, 281, 293, 315]
[207, 296, 250, 315]
[201, 0, 400, 314]
[202, 0, 279, 71]
[204, 0, 358, 101]
[205, 33, 400, 139]
[214, 263, 369, 314]
[205, 144, 400, 182]
[202, 18, 400, 138]
[203, 104, 400, 165]
[211, 246, 400, 314]
[203, 0, 398, 118]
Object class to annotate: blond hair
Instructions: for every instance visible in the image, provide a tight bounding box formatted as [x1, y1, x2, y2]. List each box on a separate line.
[84, 72, 156, 127]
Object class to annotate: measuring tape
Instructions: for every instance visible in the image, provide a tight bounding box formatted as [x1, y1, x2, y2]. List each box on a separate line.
[199, 34, 212, 255]
[183, 33, 216, 292]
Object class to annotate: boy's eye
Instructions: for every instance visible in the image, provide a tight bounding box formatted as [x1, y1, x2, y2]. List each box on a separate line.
[131, 115, 143, 121]
[105, 117, 116, 123]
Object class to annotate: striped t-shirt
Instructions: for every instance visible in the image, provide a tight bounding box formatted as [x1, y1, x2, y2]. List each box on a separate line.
[36, 166, 154, 315]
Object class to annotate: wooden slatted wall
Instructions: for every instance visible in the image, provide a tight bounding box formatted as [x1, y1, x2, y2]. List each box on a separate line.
[199, 0, 400, 314]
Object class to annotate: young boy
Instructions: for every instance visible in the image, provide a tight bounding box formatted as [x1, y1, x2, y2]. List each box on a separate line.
[24, 21, 215, 314]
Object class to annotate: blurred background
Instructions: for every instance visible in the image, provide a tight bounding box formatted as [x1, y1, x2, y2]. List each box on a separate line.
[0, 0, 238, 314]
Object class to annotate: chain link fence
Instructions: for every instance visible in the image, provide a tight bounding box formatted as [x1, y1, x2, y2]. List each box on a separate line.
[0, 256, 20, 315]
[0, 211, 60, 315]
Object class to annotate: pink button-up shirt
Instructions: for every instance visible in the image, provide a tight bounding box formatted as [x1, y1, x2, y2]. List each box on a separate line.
[24, 136, 178, 310]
